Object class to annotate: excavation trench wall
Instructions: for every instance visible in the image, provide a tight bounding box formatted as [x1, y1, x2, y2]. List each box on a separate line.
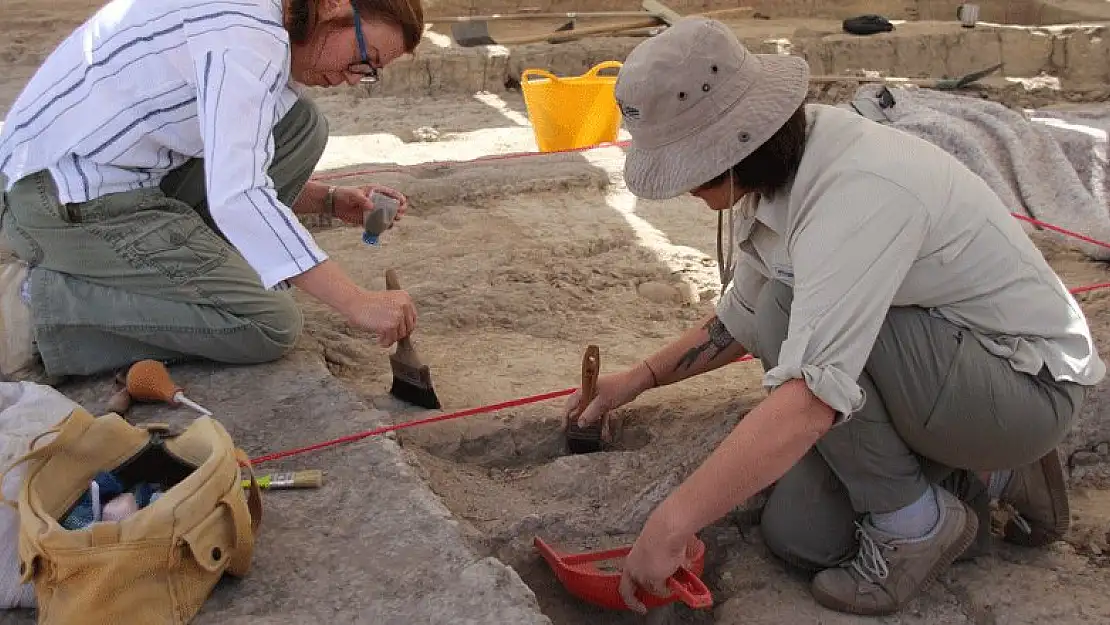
[424, 0, 1110, 24]
[367, 21, 1110, 98]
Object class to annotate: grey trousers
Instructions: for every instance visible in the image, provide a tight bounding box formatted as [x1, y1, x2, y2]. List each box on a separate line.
[753, 281, 1085, 570]
[0, 97, 329, 377]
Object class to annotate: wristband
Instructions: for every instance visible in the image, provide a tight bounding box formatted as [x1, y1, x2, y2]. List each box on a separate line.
[643, 359, 660, 389]
[323, 186, 337, 218]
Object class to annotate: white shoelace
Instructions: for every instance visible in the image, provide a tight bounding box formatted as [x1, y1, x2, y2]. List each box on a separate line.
[999, 501, 1034, 534]
[848, 522, 892, 583]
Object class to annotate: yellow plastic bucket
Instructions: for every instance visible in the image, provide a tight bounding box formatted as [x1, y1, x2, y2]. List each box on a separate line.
[521, 61, 623, 153]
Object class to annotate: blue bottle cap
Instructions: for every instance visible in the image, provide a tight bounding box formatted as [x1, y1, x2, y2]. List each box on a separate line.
[362, 232, 380, 245]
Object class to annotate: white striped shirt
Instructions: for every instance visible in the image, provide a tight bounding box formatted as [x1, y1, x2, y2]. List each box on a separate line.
[0, 0, 327, 289]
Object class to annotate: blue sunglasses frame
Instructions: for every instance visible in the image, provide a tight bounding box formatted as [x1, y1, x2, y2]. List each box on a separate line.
[348, 2, 379, 84]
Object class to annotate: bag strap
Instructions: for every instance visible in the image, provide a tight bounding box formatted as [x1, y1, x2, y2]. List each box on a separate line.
[0, 408, 95, 509]
[224, 449, 263, 575]
[235, 449, 262, 533]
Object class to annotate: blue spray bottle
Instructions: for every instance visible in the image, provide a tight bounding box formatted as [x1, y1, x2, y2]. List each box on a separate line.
[362, 191, 402, 246]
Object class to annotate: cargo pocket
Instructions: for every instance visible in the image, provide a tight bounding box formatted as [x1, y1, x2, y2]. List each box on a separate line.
[182, 503, 236, 574]
[921, 328, 969, 434]
[112, 202, 229, 284]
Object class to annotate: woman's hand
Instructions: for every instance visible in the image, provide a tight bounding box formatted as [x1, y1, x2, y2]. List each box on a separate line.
[340, 289, 418, 347]
[329, 184, 408, 227]
[618, 517, 702, 614]
[562, 361, 656, 438]
[288, 260, 418, 348]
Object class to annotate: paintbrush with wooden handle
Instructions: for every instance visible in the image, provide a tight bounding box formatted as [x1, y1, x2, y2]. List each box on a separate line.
[384, 269, 442, 409]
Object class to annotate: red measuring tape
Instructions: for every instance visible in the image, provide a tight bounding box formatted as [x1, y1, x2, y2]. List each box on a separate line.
[271, 147, 1110, 466]
[252, 273, 1110, 466]
[250, 355, 752, 464]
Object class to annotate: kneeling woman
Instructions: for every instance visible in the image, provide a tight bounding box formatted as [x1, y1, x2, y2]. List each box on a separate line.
[0, 0, 423, 383]
[564, 17, 1104, 617]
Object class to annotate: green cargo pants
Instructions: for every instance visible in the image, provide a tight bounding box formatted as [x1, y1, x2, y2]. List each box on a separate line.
[752, 280, 1086, 570]
[0, 97, 328, 377]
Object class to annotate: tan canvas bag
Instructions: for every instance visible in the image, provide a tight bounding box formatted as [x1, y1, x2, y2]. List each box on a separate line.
[0, 406, 262, 624]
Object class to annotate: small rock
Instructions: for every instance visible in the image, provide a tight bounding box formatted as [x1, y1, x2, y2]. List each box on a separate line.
[1050, 542, 1077, 562]
[637, 281, 683, 304]
[675, 281, 698, 306]
[1070, 451, 1102, 467]
[509, 514, 544, 535]
[106, 388, 132, 415]
[411, 126, 440, 142]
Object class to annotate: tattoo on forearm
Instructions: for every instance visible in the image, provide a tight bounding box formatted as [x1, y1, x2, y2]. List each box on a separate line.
[673, 316, 736, 372]
[706, 316, 735, 349]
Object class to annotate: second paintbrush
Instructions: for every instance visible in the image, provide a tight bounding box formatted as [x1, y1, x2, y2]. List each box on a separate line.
[242, 470, 323, 490]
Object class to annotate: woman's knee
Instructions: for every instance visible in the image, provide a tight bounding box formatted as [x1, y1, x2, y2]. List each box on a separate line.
[287, 97, 329, 156]
[271, 97, 329, 204]
[759, 450, 860, 571]
[761, 512, 824, 572]
[753, 280, 794, 368]
[246, 293, 304, 361]
[761, 497, 855, 572]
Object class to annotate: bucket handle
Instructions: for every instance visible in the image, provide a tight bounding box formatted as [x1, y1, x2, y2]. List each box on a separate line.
[583, 60, 623, 78]
[521, 68, 559, 84]
[521, 60, 623, 84]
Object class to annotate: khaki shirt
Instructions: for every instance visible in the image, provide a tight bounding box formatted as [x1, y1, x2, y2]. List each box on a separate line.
[716, 104, 1106, 418]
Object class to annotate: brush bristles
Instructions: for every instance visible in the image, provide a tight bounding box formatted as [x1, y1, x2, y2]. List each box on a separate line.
[566, 424, 604, 454]
[291, 470, 323, 488]
[390, 377, 442, 409]
[390, 359, 434, 386]
[389, 360, 441, 409]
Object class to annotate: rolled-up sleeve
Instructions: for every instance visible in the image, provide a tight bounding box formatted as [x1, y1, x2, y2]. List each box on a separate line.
[716, 257, 767, 355]
[188, 32, 327, 289]
[763, 172, 927, 419]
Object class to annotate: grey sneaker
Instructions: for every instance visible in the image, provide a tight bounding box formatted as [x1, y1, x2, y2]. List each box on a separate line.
[938, 469, 992, 561]
[998, 448, 1070, 547]
[810, 487, 978, 616]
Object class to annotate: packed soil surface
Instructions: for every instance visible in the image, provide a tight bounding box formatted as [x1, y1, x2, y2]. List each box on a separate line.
[3, 1, 1110, 623]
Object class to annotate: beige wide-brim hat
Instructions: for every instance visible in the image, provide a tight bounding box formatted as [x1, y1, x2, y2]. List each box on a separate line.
[614, 17, 811, 200]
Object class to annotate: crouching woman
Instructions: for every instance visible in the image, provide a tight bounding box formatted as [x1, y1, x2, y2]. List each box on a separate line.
[0, 0, 425, 383]
[564, 17, 1105, 616]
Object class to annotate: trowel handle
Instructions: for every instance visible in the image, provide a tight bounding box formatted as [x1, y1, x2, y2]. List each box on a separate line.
[666, 566, 714, 609]
[579, 344, 600, 410]
[384, 268, 402, 291]
[384, 268, 414, 353]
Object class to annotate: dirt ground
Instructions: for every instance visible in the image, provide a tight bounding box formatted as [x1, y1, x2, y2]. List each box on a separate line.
[3, 0, 1110, 623]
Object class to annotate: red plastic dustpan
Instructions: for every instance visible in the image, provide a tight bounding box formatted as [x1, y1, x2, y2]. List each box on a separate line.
[534, 536, 714, 611]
